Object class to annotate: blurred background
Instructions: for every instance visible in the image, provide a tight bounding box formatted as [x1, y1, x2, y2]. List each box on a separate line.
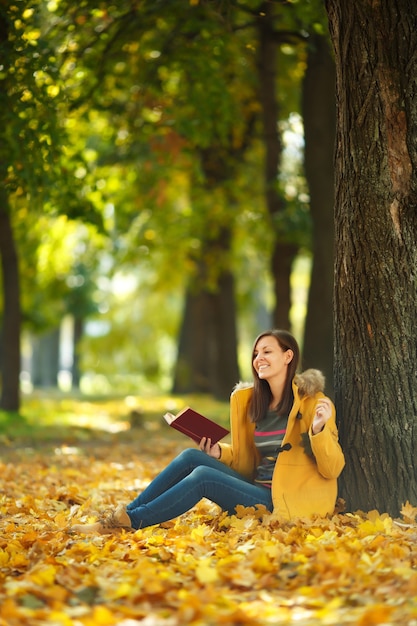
[0, 0, 336, 410]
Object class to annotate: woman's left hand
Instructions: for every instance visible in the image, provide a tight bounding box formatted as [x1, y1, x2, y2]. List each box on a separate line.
[312, 397, 332, 435]
[199, 437, 221, 459]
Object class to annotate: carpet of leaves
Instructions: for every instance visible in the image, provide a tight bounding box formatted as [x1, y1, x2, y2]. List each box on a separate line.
[1, 430, 417, 626]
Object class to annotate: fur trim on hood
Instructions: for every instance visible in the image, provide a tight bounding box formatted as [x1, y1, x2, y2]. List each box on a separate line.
[233, 381, 253, 392]
[233, 368, 325, 398]
[294, 369, 325, 398]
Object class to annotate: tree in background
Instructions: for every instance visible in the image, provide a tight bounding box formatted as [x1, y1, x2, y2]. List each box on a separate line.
[17, 212, 105, 389]
[48, 1, 248, 398]
[1, 0, 336, 405]
[256, 1, 300, 330]
[301, 30, 336, 393]
[326, 0, 417, 515]
[0, 1, 103, 409]
[0, 3, 59, 410]
[50, 0, 304, 397]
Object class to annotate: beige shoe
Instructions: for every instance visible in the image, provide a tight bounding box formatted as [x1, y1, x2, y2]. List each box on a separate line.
[70, 504, 132, 535]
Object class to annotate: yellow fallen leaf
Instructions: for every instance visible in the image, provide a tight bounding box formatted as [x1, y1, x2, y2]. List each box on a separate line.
[2, 406, 417, 626]
[400, 500, 417, 523]
[0, 598, 21, 621]
[0, 548, 9, 567]
[195, 558, 219, 584]
[47, 610, 75, 626]
[108, 581, 133, 599]
[29, 564, 56, 586]
[251, 548, 274, 573]
[190, 524, 212, 541]
[82, 605, 116, 626]
[358, 605, 394, 625]
[54, 511, 71, 529]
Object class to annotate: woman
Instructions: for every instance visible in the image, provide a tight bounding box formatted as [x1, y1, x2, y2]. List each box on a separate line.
[71, 329, 345, 534]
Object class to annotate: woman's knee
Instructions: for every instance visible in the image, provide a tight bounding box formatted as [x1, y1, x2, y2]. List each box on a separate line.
[176, 447, 206, 466]
[188, 465, 219, 483]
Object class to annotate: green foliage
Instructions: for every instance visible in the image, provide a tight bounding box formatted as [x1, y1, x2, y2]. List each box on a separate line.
[0, 0, 322, 391]
[0, 2, 59, 187]
[11, 211, 106, 332]
[0, 1, 102, 225]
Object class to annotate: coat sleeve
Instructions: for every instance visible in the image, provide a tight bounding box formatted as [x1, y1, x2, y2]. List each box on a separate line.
[309, 413, 345, 479]
[218, 386, 259, 480]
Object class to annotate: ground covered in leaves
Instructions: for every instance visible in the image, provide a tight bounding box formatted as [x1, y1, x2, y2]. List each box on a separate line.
[0, 397, 417, 626]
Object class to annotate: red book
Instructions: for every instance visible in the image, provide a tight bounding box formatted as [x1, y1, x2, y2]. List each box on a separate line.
[163, 407, 230, 445]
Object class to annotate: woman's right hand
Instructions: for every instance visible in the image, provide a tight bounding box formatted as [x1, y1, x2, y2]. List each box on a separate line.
[199, 437, 221, 459]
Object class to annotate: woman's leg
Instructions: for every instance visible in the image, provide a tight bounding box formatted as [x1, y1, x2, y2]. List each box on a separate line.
[126, 452, 273, 529]
[71, 448, 272, 534]
[127, 448, 247, 510]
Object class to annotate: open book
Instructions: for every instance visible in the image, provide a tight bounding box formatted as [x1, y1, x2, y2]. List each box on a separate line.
[163, 407, 230, 445]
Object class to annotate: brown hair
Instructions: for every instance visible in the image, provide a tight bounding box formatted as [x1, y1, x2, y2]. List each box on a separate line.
[249, 329, 300, 423]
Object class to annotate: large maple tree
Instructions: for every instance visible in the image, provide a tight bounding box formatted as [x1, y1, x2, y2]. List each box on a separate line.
[326, 0, 417, 515]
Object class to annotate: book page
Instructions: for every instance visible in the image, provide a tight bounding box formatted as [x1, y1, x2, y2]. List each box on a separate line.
[163, 412, 176, 425]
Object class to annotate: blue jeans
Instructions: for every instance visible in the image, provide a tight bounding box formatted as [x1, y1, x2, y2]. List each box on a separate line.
[125, 448, 273, 529]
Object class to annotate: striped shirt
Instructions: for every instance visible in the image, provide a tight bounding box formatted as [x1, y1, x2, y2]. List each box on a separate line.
[254, 410, 288, 487]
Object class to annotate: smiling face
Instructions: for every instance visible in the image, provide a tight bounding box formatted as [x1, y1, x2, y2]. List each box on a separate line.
[252, 335, 294, 384]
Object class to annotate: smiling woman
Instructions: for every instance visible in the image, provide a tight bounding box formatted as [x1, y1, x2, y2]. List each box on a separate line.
[251, 330, 299, 421]
[71, 329, 345, 534]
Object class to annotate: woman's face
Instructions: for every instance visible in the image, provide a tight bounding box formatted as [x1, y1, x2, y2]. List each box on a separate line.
[253, 335, 293, 382]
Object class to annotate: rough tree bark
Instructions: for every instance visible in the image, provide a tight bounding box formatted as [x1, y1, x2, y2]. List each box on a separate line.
[326, 0, 417, 515]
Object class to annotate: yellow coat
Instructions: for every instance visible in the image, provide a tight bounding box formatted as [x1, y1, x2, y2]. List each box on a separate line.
[219, 370, 345, 519]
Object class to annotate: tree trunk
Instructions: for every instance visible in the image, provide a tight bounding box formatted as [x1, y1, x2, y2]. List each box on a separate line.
[257, 3, 298, 331]
[0, 197, 21, 411]
[326, 0, 417, 515]
[210, 269, 240, 399]
[172, 124, 252, 401]
[172, 250, 240, 400]
[72, 317, 83, 389]
[270, 241, 297, 330]
[172, 286, 213, 396]
[31, 328, 60, 388]
[302, 33, 336, 394]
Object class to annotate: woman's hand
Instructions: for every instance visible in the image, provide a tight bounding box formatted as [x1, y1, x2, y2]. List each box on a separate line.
[312, 397, 332, 435]
[199, 437, 221, 459]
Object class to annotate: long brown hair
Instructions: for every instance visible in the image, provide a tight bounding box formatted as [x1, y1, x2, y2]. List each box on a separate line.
[249, 329, 300, 423]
